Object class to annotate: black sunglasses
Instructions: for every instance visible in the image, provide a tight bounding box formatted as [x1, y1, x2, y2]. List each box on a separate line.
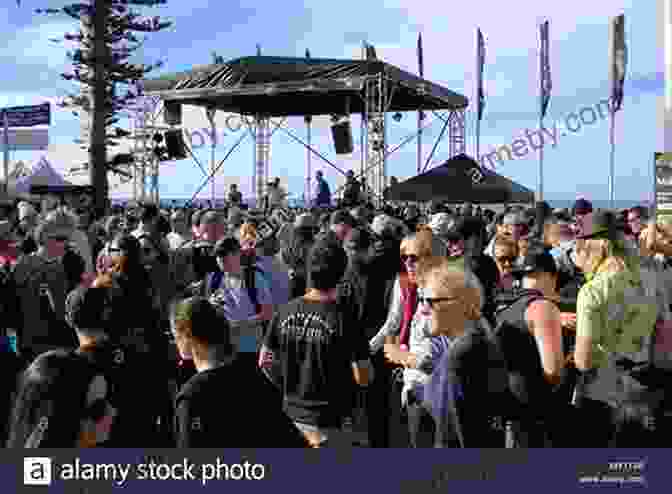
[49, 235, 69, 243]
[418, 297, 457, 308]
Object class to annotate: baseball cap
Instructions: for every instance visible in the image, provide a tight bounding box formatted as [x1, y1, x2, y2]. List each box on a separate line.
[572, 198, 593, 216]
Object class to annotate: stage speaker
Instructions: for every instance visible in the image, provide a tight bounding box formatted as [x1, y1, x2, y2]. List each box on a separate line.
[164, 101, 182, 126]
[331, 120, 354, 154]
[164, 129, 188, 160]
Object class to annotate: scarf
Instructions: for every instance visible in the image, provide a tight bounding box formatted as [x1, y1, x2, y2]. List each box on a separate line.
[399, 281, 417, 347]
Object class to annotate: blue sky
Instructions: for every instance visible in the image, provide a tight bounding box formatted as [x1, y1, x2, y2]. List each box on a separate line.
[0, 0, 664, 202]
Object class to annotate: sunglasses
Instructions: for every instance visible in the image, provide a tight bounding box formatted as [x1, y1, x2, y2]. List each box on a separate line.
[496, 256, 517, 264]
[49, 235, 69, 243]
[142, 247, 156, 255]
[419, 296, 458, 308]
[401, 254, 419, 264]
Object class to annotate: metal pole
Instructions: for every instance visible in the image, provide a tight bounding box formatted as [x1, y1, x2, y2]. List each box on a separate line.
[306, 116, 312, 205]
[653, 152, 658, 220]
[417, 110, 422, 174]
[665, 0, 672, 150]
[211, 142, 215, 204]
[3, 111, 8, 195]
[609, 109, 616, 208]
[476, 118, 480, 167]
[538, 25, 544, 202]
[538, 115, 544, 201]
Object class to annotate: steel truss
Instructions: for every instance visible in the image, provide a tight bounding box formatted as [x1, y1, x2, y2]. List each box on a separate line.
[250, 116, 271, 207]
[130, 99, 163, 204]
[142, 87, 466, 208]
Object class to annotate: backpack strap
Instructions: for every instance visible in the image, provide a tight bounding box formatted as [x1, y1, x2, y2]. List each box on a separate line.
[243, 264, 263, 314]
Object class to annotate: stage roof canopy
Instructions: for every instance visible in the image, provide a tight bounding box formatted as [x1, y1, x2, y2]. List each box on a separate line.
[385, 154, 535, 204]
[141, 56, 468, 117]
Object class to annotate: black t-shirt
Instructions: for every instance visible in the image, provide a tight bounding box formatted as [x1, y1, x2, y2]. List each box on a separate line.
[263, 297, 369, 428]
[174, 358, 308, 447]
[76, 341, 165, 447]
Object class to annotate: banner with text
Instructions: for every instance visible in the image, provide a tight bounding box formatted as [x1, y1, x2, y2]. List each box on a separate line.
[1, 103, 51, 128]
[5, 449, 663, 493]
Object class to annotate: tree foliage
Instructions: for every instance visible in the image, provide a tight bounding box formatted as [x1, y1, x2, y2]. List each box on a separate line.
[35, 0, 172, 185]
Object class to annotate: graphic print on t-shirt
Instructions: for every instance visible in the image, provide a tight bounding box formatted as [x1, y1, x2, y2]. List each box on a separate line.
[278, 312, 336, 342]
[265, 299, 369, 428]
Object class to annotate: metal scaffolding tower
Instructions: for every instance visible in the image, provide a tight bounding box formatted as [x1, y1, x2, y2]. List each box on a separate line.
[449, 109, 466, 158]
[364, 74, 390, 207]
[251, 116, 271, 207]
[130, 98, 163, 204]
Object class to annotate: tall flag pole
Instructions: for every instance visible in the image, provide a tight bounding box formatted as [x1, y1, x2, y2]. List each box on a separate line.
[476, 28, 485, 169]
[609, 14, 627, 208]
[305, 48, 312, 205]
[417, 32, 424, 174]
[539, 20, 551, 201]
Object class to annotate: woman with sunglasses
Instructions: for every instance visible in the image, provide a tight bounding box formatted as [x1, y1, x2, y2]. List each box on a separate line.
[411, 260, 510, 447]
[7, 349, 116, 448]
[369, 230, 443, 447]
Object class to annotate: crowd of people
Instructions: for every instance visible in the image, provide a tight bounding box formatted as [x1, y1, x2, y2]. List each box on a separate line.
[1, 187, 672, 448]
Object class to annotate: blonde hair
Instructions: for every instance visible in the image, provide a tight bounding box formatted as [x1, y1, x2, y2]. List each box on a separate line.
[418, 257, 482, 321]
[575, 238, 626, 274]
[239, 222, 257, 245]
